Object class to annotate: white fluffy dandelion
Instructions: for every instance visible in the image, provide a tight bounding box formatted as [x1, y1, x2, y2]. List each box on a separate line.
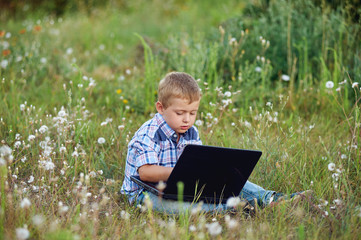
[20, 198, 31, 209]
[97, 137, 106, 144]
[28, 135, 35, 141]
[255, 66, 262, 72]
[38, 125, 48, 134]
[226, 196, 241, 208]
[206, 221, 222, 236]
[326, 81, 334, 89]
[281, 74, 290, 81]
[328, 163, 335, 171]
[16, 226, 30, 240]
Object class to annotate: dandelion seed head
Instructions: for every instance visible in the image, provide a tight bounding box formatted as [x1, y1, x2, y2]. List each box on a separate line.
[16, 227, 30, 240]
[38, 125, 48, 134]
[20, 198, 31, 209]
[226, 196, 241, 208]
[206, 221, 222, 236]
[1, 59, 9, 69]
[328, 163, 335, 171]
[352, 82, 359, 88]
[97, 137, 106, 144]
[326, 81, 334, 89]
[281, 74, 290, 81]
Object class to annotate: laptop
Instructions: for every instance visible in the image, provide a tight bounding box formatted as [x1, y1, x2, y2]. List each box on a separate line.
[130, 144, 262, 204]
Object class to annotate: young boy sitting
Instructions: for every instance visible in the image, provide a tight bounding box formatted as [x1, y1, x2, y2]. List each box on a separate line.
[121, 72, 303, 212]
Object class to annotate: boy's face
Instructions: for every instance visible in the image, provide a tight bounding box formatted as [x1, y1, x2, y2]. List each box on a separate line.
[156, 97, 200, 136]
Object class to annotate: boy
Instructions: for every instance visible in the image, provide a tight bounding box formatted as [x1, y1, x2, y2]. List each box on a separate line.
[121, 72, 302, 212]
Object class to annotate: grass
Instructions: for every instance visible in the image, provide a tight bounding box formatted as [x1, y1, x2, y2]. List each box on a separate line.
[1, 0, 361, 239]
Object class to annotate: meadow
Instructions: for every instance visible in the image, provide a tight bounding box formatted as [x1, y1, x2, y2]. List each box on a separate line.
[1, 0, 361, 239]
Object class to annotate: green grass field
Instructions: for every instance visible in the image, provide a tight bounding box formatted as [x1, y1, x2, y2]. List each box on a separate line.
[1, 0, 361, 239]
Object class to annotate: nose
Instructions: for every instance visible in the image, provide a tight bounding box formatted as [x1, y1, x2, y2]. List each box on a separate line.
[183, 114, 190, 123]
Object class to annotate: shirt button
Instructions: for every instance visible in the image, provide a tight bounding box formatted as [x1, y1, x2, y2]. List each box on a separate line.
[173, 134, 177, 138]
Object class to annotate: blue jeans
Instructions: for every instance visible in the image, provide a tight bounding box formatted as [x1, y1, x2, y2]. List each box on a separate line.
[136, 180, 275, 214]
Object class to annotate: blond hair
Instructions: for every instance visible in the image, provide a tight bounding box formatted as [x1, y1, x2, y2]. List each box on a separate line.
[158, 72, 201, 108]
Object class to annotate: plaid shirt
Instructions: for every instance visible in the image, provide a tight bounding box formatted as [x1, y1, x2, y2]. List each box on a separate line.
[120, 113, 202, 202]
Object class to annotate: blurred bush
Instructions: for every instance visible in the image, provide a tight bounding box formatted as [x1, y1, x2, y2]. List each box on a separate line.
[179, 0, 361, 86]
[0, 0, 126, 18]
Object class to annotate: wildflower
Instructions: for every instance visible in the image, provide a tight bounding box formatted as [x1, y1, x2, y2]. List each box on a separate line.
[255, 66, 262, 72]
[116, 89, 122, 94]
[224, 91, 232, 97]
[19, 29, 26, 34]
[89, 171, 96, 178]
[281, 74, 290, 81]
[226, 196, 241, 208]
[125, 69, 131, 75]
[0, 30, 5, 37]
[0, 145, 13, 161]
[1, 59, 8, 69]
[40, 57, 47, 64]
[118, 125, 125, 130]
[40, 160, 55, 170]
[32, 215, 44, 227]
[20, 198, 31, 209]
[266, 102, 272, 107]
[336, 87, 341, 92]
[14, 141, 21, 148]
[229, 37, 237, 46]
[59, 146, 66, 153]
[38, 125, 48, 134]
[58, 110, 67, 117]
[328, 163, 335, 171]
[341, 154, 347, 159]
[205, 221, 222, 236]
[189, 225, 197, 232]
[72, 151, 79, 158]
[332, 173, 339, 181]
[352, 82, 359, 88]
[33, 25, 42, 32]
[99, 44, 105, 50]
[120, 210, 130, 220]
[20, 104, 26, 111]
[333, 199, 342, 205]
[244, 121, 252, 128]
[325, 81, 334, 89]
[98, 137, 106, 144]
[123, 99, 128, 104]
[66, 48, 73, 55]
[100, 121, 108, 126]
[28, 135, 35, 141]
[156, 181, 166, 191]
[225, 215, 238, 229]
[2, 49, 11, 57]
[28, 175, 34, 183]
[16, 226, 30, 240]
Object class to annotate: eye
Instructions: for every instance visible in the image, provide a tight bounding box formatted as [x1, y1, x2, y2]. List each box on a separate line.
[190, 112, 196, 115]
[176, 112, 182, 115]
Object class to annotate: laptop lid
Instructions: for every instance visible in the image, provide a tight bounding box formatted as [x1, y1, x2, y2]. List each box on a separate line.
[131, 144, 262, 204]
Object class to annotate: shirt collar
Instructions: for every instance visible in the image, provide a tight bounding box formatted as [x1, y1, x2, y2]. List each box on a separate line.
[155, 113, 180, 140]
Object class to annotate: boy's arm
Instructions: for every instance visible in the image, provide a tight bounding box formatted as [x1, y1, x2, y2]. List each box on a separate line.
[138, 164, 173, 182]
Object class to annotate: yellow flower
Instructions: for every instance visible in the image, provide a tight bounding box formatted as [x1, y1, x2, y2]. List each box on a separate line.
[123, 99, 128, 104]
[116, 89, 122, 94]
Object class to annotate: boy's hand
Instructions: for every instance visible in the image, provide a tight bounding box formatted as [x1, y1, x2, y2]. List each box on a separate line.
[138, 164, 173, 182]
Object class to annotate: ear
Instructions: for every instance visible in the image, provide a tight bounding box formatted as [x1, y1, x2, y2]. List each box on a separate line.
[156, 101, 164, 114]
